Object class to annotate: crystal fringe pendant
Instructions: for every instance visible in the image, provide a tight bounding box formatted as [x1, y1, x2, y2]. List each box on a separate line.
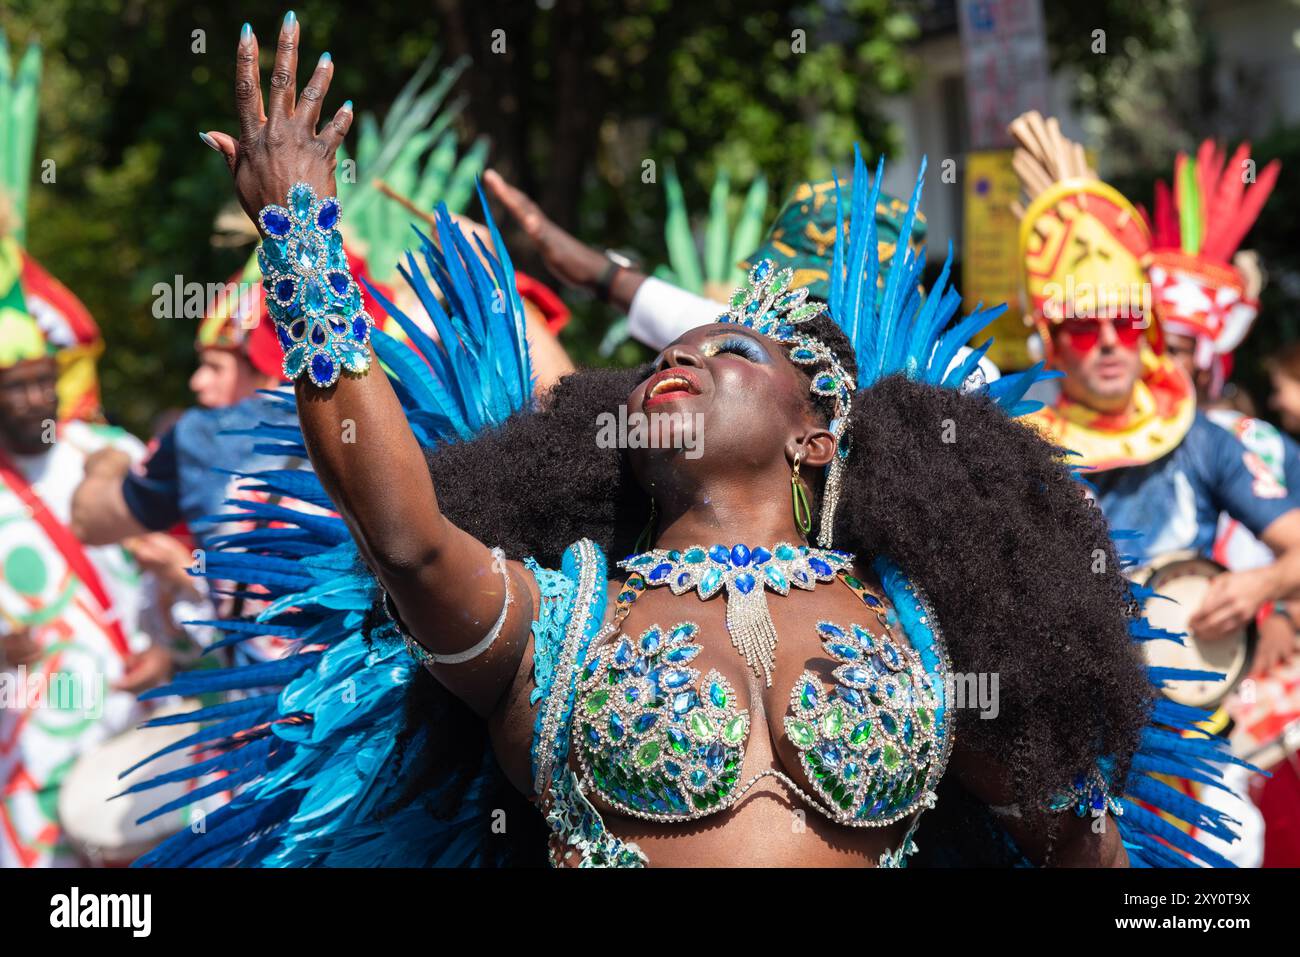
[725, 584, 780, 687]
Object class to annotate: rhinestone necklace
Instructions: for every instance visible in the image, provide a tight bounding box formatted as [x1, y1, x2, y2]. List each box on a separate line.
[617, 543, 856, 686]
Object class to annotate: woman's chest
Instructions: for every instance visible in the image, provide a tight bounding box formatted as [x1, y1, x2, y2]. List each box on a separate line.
[567, 577, 948, 827]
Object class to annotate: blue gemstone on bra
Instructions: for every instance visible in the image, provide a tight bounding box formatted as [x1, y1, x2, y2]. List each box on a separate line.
[708, 544, 731, 565]
[794, 571, 808, 583]
[808, 557, 832, 577]
[609, 712, 625, 740]
[755, 260, 772, 281]
[672, 691, 699, 715]
[635, 713, 659, 734]
[676, 572, 692, 588]
[649, 562, 673, 581]
[709, 682, 726, 708]
[667, 549, 681, 561]
[730, 544, 750, 566]
[826, 642, 859, 660]
[309, 323, 327, 346]
[613, 638, 633, 667]
[310, 353, 335, 385]
[841, 666, 871, 685]
[262, 208, 291, 236]
[328, 314, 347, 334]
[764, 566, 787, 589]
[775, 544, 796, 560]
[351, 315, 369, 343]
[817, 744, 841, 769]
[662, 669, 692, 689]
[880, 712, 898, 735]
[276, 325, 294, 349]
[751, 547, 772, 565]
[640, 629, 662, 654]
[663, 760, 682, 779]
[689, 769, 710, 789]
[835, 687, 864, 710]
[735, 573, 755, 594]
[819, 623, 845, 640]
[587, 726, 600, 746]
[863, 595, 882, 608]
[704, 743, 725, 771]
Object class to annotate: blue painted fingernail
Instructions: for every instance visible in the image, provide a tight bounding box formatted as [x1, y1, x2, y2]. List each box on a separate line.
[283, 11, 296, 28]
[342, 100, 353, 112]
[199, 132, 220, 152]
[318, 52, 331, 66]
[241, 22, 252, 41]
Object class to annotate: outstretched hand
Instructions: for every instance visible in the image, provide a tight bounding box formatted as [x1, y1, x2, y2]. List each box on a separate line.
[482, 168, 610, 289]
[200, 13, 353, 229]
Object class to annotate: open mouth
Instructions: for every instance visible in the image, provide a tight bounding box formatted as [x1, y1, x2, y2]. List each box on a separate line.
[644, 368, 703, 406]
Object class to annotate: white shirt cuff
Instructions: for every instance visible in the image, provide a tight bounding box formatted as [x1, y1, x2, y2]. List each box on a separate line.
[626, 277, 727, 351]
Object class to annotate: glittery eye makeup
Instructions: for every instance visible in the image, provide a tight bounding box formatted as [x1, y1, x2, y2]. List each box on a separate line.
[702, 334, 768, 363]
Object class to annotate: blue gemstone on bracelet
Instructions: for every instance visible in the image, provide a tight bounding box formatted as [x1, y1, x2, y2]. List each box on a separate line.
[259, 182, 371, 386]
[351, 314, 370, 342]
[310, 352, 336, 387]
[316, 198, 340, 230]
[261, 208, 291, 237]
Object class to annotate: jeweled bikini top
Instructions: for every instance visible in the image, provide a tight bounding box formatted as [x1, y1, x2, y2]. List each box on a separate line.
[570, 543, 953, 828]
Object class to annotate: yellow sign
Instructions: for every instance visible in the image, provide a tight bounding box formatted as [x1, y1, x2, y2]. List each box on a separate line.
[963, 150, 1031, 370]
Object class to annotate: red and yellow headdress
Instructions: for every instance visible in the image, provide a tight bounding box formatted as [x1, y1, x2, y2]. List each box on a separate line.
[1146, 139, 1279, 396]
[1009, 111, 1194, 470]
[1, 35, 104, 420]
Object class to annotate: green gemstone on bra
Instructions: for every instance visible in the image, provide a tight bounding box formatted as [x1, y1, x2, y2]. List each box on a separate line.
[917, 707, 931, 728]
[787, 719, 815, 748]
[689, 711, 716, 741]
[822, 706, 844, 737]
[843, 574, 863, 590]
[636, 740, 661, 767]
[883, 745, 900, 770]
[585, 690, 609, 715]
[850, 720, 872, 746]
[721, 715, 746, 745]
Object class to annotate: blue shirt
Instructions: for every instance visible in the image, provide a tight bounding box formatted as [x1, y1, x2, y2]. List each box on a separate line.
[122, 391, 299, 546]
[1091, 413, 1300, 563]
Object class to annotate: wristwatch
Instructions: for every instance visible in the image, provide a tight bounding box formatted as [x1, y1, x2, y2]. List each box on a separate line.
[594, 250, 636, 303]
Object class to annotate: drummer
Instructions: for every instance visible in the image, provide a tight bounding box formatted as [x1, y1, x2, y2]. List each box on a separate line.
[1009, 114, 1300, 658]
[1150, 140, 1299, 680]
[0, 290, 172, 867]
[1008, 113, 1299, 865]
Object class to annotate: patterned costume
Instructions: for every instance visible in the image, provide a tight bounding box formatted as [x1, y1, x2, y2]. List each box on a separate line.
[128, 152, 1249, 868]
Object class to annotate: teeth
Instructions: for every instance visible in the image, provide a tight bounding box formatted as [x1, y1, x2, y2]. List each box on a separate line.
[651, 376, 691, 397]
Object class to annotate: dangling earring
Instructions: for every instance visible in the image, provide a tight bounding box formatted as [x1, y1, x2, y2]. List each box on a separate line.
[791, 453, 812, 537]
[634, 499, 657, 553]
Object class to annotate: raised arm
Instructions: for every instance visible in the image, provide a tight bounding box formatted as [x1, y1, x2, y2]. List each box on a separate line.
[201, 15, 534, 716]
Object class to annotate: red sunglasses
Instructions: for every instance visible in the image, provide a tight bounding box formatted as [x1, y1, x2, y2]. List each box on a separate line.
[1057, 317, 1146, 352]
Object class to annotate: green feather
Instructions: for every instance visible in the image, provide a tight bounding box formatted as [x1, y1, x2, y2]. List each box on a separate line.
[1179, 158, 1202, 255]
[442, 137, 489, 215]
[1, 34, 42, 243]
[663, 166, 703, 293]
[703, 169, 731, 285]
[729, 174, 769, 285]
